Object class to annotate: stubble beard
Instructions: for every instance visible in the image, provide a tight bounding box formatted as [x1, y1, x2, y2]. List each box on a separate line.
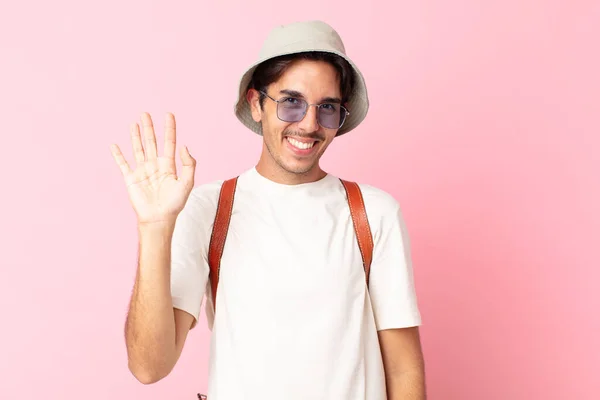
[266, 128, 325, 176]
[266, 137, 316, 175]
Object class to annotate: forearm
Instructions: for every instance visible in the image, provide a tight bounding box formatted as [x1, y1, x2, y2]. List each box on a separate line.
[385, 368, 426, 400]
[125, 221, 178, 383]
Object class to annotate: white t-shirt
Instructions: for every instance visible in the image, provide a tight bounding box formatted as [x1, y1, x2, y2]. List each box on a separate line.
[170, 167, 421, 400]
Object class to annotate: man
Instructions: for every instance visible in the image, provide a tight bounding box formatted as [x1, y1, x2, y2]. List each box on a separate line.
[111, 20, 426, 399]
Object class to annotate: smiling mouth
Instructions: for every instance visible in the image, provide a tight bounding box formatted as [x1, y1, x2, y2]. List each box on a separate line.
[285, 136, 318, 150]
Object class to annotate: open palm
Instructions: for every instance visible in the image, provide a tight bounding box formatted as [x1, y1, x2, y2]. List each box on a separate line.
[111, 112, 196, 225]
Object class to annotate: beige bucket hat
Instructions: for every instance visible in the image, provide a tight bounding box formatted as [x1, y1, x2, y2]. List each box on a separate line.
[234, 20, 369, 137]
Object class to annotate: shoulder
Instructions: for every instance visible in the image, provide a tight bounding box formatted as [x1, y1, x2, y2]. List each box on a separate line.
[181, 168, 253, 221]
[353, 181, 402, 217]
[348, 180, 412, 249]
[334, 175, 406, 227]
[177, 178, 228, 225]
[189, 179, 225, 208]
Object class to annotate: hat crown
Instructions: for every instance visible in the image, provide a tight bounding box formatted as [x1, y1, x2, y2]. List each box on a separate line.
[259, 20, 346, 59]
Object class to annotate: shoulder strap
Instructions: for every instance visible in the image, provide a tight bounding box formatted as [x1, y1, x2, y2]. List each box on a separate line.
[207, 177, 238, 311]
[339, 179, 374, 286]
[207, 177, 374, 311]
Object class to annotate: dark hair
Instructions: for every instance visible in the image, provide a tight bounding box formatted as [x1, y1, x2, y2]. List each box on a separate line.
[249, 51, 355, 108]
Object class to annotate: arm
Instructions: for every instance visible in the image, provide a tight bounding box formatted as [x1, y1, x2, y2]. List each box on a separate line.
[378, 326, 426, 399]
[111, 112, 198, 384]
[124, 221, 195, 384]
[360, 188, 425, 398]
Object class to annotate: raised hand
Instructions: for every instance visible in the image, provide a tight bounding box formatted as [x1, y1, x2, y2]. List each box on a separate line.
[111, 112, 196, 225]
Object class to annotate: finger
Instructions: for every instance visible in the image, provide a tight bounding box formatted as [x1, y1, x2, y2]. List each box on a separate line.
[110, 144, 132, 176]
[130, 123, 145, 164]
[164, 112, 176, 160]
[179, 145, 196, 186]
[141, 112, 158, 160]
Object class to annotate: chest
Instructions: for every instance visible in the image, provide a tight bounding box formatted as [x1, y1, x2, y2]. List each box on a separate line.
[216, 200, 367, 309]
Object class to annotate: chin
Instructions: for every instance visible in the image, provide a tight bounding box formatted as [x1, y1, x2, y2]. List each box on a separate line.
[277, 158, 317, 175]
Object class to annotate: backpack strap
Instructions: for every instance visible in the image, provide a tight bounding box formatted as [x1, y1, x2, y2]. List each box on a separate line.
[207, 177, 238, 311]
[207, 177, 374, 311]
[339, 179, 374, 286]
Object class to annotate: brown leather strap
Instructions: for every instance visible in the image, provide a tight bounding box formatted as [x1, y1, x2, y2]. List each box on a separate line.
[207, 177, 374, 312]
[207, 177, 238, 310]
[340, 179, 374, 286]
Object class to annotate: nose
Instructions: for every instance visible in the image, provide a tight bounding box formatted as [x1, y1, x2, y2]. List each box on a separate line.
[297, 105, 320, 133]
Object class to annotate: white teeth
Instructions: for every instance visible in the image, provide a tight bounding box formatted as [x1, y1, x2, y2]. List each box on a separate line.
[287, 137, 315, 150]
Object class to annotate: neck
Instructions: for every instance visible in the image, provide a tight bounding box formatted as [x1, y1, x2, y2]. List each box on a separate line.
[255, 152, 326, 185]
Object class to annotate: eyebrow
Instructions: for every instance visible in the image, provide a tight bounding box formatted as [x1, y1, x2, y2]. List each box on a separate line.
[279, 89, 342, 104]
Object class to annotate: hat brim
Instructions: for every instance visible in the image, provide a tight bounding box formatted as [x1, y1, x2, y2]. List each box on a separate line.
[234, 48, 369, 137]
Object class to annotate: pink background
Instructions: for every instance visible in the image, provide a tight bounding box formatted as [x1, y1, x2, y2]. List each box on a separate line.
[1, 1, 598, 399]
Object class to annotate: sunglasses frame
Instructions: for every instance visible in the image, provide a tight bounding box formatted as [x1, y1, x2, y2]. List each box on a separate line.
[259, 90, 350, 130]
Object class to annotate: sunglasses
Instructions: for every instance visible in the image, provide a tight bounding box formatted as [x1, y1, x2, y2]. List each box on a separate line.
[260, 91, 349, 130]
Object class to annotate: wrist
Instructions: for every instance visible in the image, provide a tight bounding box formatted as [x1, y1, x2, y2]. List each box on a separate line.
[137, 219, 177, 236]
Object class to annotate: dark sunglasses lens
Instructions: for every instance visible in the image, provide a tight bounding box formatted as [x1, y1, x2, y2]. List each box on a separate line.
[318, 104, 344, 129]
[278, 100, 307, 122]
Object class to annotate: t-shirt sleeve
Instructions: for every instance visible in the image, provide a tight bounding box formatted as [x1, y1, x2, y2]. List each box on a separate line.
[366, 191, 422, 331]
[170, 189, 213, 329]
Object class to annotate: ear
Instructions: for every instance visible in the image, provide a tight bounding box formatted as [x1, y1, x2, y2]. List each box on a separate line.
[246, 89, 262, 123]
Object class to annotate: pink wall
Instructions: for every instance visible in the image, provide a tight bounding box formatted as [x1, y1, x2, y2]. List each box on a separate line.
[1, 1, 598, 399]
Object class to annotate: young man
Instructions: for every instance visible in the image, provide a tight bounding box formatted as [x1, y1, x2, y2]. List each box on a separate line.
[111, 20, 426, 399]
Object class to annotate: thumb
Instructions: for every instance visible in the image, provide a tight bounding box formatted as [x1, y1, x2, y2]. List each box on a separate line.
[179, 145, 196, 185]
